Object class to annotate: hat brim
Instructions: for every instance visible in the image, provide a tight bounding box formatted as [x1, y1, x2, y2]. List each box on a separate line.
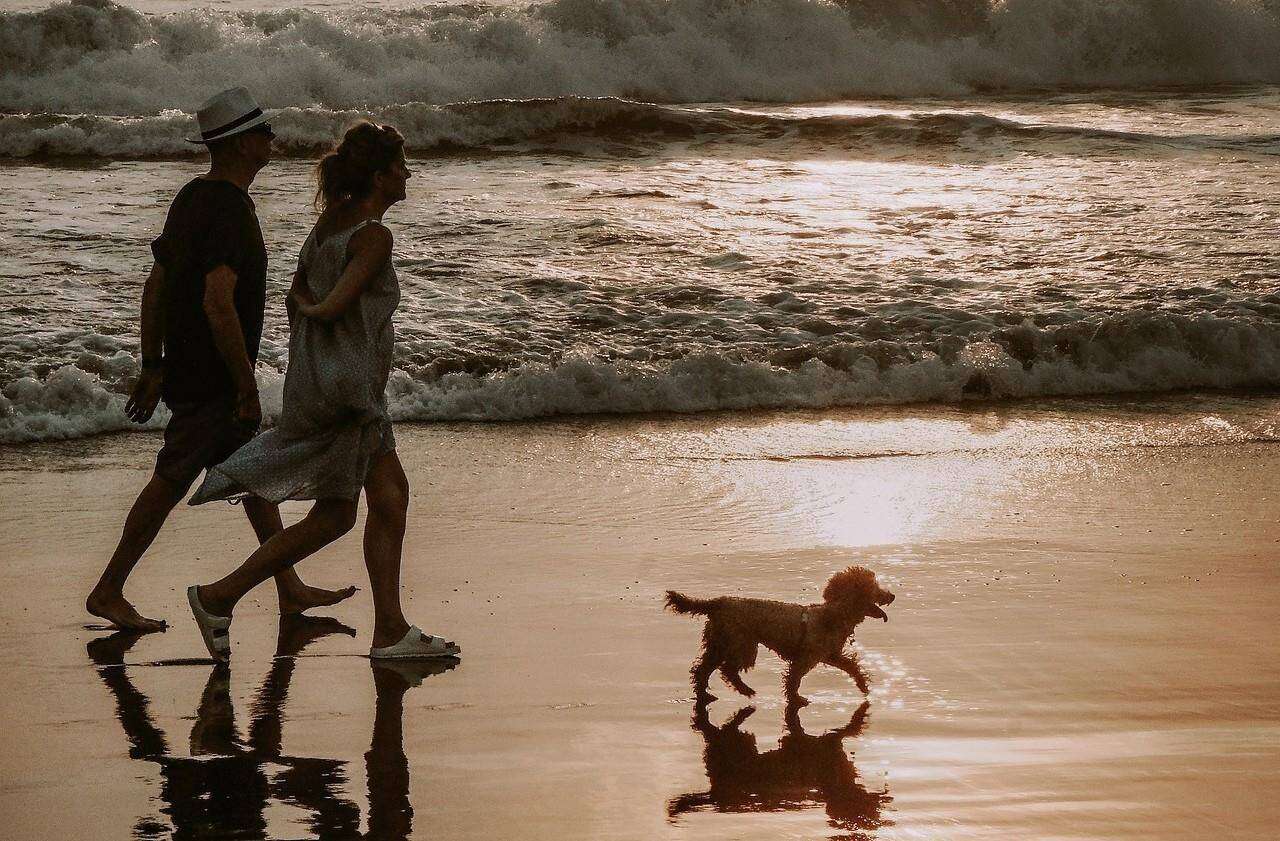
[186, 112, 272, 144]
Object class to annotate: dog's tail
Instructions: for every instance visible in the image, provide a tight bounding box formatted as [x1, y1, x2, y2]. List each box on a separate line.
[664, 591, 716, 616]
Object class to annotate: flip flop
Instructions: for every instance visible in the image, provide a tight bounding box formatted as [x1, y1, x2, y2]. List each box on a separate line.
[369, 625, 460, 660]
[187, 585, 232, 663]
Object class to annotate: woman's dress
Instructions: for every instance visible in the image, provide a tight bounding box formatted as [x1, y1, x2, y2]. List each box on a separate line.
[190, 219, 398, 504]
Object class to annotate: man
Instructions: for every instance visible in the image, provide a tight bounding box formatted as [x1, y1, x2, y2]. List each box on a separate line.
[86, 87, 354, 632]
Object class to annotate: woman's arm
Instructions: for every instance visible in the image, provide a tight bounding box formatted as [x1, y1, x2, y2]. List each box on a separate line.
[298, 223, 393, 323]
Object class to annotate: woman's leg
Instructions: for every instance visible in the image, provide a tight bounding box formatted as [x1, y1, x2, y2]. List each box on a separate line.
[196, 498, 358, 617]
[240, 496, 358, 614]
[363, 450, 412, 649]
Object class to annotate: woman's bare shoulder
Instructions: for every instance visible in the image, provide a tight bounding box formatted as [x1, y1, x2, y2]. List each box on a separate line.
[348, 220, 393, 256]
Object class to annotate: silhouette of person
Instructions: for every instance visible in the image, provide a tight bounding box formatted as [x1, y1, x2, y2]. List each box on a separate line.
[668, 701, 890, 838]
[86, 87, 354, 634]
[87, 618, 455, 840]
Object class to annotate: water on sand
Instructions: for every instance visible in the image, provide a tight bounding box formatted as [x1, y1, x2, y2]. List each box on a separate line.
[3, 402, 1279, 839]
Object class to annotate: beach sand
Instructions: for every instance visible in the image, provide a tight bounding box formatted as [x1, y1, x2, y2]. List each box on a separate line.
[1, 400, 1278, 840]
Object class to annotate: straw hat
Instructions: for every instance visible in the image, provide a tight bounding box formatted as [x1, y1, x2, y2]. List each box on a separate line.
[186, 87, 271, 144]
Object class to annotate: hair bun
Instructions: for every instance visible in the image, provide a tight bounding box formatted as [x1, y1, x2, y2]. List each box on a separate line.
[313, 121, 405, 211]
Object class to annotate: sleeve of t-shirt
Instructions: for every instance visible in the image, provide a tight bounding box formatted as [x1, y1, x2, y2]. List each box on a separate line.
[150, 209, 177, 268]
[194, 188, 250, 279]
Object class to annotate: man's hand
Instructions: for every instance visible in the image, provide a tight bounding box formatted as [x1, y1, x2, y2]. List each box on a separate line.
[235, 390, 262, 433]
[125, 368, 163, 423]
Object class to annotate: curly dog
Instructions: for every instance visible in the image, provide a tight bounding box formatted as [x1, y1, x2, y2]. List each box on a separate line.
[665, 566, 895, 706]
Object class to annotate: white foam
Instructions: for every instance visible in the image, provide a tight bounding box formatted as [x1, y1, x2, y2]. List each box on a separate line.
[2, 0, 1277, 120]
[6, 313, 1278, 443]
[4, 99, 1272, 159]
[0, 362, 284, 444]
[382, 314, 1280, 422]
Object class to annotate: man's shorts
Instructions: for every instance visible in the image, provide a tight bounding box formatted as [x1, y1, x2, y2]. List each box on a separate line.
[155, 399, 255, 493]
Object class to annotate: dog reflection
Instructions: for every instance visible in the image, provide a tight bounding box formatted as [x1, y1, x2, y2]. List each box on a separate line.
[668, 702, 890, 836]
[87, 616, 455, 840]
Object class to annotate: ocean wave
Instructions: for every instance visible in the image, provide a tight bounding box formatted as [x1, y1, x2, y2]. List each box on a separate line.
[5, 310, 1279, 443]
[3, 97, 1276, 159]
[1, 0, 1278, 119]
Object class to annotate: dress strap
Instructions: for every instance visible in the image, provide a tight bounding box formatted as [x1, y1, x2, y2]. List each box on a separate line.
[348, 219, 381, 236]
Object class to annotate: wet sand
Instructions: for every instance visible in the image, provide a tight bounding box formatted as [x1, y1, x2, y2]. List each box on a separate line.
[1, 402, 1278, 840]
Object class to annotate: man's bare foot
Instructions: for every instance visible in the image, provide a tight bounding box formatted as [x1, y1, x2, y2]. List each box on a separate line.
[278, 584, 358, 616]
[86, 590, 167, 633]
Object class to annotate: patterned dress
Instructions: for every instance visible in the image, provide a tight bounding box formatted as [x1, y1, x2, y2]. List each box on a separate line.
[190, 219, 398, 504]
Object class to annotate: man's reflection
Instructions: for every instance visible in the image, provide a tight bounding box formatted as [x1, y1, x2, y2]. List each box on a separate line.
[668, 701, 890, 837]
[87, 616, 456, 840]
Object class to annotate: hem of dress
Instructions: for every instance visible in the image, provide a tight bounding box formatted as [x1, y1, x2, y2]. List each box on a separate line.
[189, 468, 362, 507]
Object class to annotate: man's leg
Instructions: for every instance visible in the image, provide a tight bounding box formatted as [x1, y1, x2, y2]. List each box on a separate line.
[240, 497, 357, 615]
[86, 472, 186, 632]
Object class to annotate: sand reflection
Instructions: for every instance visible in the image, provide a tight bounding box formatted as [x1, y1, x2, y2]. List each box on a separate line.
[87, 618, 456, 840]
[669, 701, 890, 837]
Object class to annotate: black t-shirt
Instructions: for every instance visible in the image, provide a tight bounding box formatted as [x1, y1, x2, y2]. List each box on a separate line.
[151, 178, 267, 405]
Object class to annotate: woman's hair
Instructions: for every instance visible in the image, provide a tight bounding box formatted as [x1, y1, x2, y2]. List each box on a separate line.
[314, 121, 405, 211]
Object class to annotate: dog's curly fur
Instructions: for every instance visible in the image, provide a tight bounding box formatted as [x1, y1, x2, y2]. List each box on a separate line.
[665, 566, 895, 706]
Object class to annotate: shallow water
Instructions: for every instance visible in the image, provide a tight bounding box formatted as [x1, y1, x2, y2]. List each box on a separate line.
[2, 1, 1280, 441]
[4, 85, 1280, 442]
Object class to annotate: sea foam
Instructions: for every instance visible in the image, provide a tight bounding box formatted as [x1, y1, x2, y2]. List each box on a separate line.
[5, 311, 1278, 443]
[2, 0, 1278, 118]
[4, 99, 1277, 159]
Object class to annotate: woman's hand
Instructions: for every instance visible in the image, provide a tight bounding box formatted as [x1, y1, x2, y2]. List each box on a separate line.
[287, 287, 318, 321]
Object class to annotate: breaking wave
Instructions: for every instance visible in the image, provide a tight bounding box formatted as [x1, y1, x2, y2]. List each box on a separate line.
[2, 98, 1278, 159]
[2, 0, 1279, 119]
[5, 310, 1279, 443]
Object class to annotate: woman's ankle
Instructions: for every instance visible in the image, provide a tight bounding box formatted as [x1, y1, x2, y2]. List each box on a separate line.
[371, 617, 411, 648]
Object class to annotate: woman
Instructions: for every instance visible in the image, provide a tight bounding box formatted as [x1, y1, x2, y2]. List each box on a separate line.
[185, 122, 459, 662]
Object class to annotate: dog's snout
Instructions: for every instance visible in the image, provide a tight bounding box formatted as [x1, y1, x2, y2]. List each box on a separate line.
[882, 591, 895, 605]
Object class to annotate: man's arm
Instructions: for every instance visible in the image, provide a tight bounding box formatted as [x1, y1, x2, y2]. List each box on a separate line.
[202, 265, 260, 429]
[125, 262, 166, 423]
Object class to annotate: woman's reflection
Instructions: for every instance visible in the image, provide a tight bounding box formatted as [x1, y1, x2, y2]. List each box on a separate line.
[668, 701, 891, 837]
[87, 616, 456, 840]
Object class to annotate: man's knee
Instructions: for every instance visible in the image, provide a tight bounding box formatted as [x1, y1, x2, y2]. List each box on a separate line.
[139, 472, 187, 513]
[120, 473, 185, 540]
[240, 495, 276, 517]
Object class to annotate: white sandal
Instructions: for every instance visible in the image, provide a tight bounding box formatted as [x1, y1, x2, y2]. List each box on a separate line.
[369, 625, 460, 660]
[187, 585, 231, 663]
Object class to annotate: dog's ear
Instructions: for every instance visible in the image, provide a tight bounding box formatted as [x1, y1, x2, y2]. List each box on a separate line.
[822, 565, 877, 603]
